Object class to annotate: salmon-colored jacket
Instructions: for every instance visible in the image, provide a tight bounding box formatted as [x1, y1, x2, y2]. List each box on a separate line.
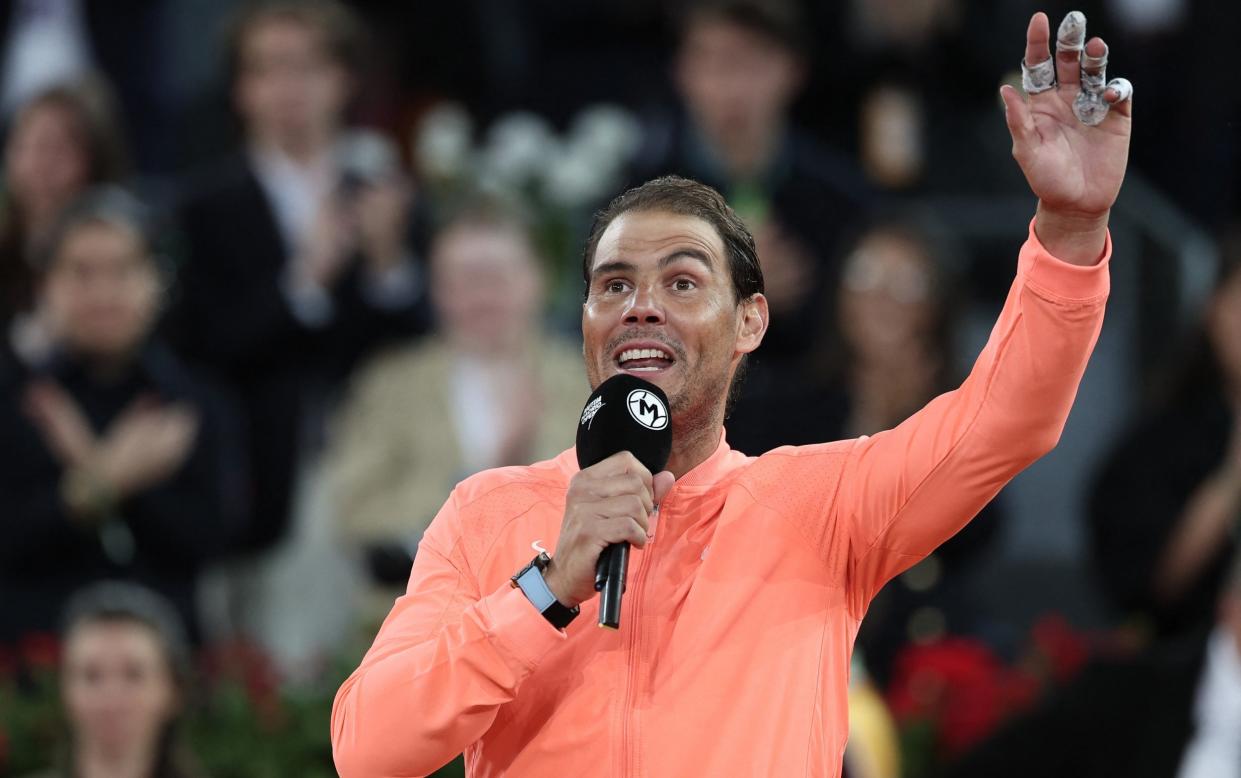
[332, 224, 1110, 777]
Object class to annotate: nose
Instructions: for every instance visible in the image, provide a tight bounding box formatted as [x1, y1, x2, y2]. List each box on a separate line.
[622, 285, 664, 326]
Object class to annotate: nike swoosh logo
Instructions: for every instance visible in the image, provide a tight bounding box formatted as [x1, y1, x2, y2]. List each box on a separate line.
[532, 540, 548, 554]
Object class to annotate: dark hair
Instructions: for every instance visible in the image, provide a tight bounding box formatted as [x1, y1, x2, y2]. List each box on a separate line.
[34, 186, 164, 280]
[581, 176, 764, 413]
[678, 0, 809, 57]
[60, 581, 202, 778]
[581, 175, 764, 302]
[0, 77, 131, 319]
[225, 0, 366, 83]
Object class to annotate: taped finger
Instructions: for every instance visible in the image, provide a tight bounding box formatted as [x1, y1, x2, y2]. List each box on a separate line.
[1073, 39, 1109, 125]
[1056, 11, 1086, 87]
[1021, 57, 1056, 94]
[1105, 77, 1133, 103]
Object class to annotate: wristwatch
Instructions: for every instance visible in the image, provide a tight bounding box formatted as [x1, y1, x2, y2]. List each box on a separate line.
[510, 552, 579, 629]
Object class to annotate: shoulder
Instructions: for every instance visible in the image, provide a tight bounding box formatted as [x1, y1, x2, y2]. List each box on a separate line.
[423, 453, 574, 560]
[450, 454, 574, 515]
[732, 439, 857, 504]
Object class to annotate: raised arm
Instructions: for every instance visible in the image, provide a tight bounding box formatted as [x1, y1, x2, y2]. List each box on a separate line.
[825, 11, 1132, 612]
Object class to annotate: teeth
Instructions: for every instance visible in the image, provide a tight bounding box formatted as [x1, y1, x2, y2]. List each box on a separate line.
[619, 347, 672, 363]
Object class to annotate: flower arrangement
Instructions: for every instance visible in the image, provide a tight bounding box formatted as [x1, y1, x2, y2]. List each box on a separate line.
[884, 614, 1096, 777]
[414, 103, 644, 319]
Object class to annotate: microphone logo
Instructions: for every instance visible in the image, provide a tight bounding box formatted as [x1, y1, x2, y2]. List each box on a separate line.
[626, 389, 669, 430]
[580, 396, 605, 428]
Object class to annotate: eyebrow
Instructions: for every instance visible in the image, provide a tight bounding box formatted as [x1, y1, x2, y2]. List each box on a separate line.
[589, 249, 716, 281]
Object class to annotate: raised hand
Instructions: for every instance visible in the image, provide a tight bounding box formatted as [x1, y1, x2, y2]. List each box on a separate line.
[999, 11, 1133, 264]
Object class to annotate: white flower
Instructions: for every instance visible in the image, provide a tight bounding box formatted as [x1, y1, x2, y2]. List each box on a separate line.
[544, 139, 611, 208]
[481, 112, 555, 188]
[415, 103, 473, 180]
[569, 104, 642, 168]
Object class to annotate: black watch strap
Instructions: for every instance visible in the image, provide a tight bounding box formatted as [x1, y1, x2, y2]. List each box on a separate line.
[511, 552, 580, 629]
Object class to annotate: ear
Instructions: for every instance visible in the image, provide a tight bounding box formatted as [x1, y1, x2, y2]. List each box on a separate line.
[735, 293, 768, 356]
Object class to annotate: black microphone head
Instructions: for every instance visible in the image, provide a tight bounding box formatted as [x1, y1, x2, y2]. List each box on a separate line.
[576, 374, 672, 473]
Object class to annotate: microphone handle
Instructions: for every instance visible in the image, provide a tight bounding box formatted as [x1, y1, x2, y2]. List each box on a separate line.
[595, 542, 629, 630]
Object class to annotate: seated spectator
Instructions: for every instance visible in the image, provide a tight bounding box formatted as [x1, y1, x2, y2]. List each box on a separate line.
[0, 188, 246, 645]
[946, 548, 1241, 778]
[168, 0, 427, 551]
[1, 77, 129, 350]
[19, 581, 204, 778]
[324, 203, 586, 602]
[1090, 245, 1241, 637]
[729, 218, 1000, 684]
[629, 0, 871, 362]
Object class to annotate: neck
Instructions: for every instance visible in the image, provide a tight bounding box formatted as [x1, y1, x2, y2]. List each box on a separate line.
[76, 742, 159, 778]
[666, 405, 725, 479]
[701, 118, 783, 181]
[254, 126, 336, 167]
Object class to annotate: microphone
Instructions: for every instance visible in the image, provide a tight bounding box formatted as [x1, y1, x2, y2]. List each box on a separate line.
[576, 374, 672, 630]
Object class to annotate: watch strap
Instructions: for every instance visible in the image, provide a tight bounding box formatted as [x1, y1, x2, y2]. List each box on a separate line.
[512, 555, 579, 629]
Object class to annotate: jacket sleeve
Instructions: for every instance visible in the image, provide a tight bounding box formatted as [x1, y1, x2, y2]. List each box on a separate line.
[827, 220, 1110, 614]
[331, 490, 565, 777]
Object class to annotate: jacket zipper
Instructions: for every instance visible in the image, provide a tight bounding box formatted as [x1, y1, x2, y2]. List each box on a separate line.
[620, 492, 671, 777]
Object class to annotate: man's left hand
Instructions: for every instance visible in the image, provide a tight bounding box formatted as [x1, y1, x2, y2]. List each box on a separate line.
[1000, 11, 1133, 265]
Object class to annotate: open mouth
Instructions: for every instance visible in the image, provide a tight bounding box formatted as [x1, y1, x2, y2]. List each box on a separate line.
[614, 344, 676, 373]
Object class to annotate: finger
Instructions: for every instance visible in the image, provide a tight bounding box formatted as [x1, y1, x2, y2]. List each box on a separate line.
[1024, 12, 1050, 67]
[598, 495, 651, 532]
[1021, 12, 1056, 95]
[1072, 36, 1110, 125]
[1104, 77, 1133, 116]
[605, 451, 653, 492]
[1000, 85, 1037, 159]
[603, 518, 649, 548]
[1081, 38, 1108, 86]
[589, 474, 654, 514]
[652, 471, 675, 504]
[1055, 11, 1086, 89]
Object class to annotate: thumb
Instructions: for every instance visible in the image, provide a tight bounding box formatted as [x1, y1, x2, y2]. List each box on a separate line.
[652, 471, 675, 504]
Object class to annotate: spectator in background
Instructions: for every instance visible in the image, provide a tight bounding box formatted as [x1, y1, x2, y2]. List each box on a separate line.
[325, 202, 586, 609]
[1090, 244, 1241, 637]
[1, 78, 129, 346]
[729, 218, 1000, 684]
[629, 0, 870, 362]
[20, 582, 204, 778]
[0, 188, 246, 645]
[947, 548, 1241, 778]
[168, 0, 427, 551]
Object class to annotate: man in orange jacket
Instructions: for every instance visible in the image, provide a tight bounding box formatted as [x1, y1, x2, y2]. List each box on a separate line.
[333, 10, 1134, 777]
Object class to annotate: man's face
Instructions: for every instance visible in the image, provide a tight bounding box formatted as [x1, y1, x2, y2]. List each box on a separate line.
[234, 18, 349, 146]
[582, 211, 766, 426]
[675, 18, 802, 143]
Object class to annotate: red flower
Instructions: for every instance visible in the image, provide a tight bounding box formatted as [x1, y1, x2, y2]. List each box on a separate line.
[1030, 613, 1090, 683]
[887, 637, 1031, 758]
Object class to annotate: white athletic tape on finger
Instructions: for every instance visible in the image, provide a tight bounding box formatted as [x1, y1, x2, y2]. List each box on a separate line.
[1022, 57, 1056, 94]
[1106, 77, 1133, 103]
[1074, 41, 1109, 124]
[1057, 11, 1087, 53]
[1080, 45, 1108, 95]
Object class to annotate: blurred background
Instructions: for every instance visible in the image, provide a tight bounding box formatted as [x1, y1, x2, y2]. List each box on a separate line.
[0, 0, 1238, 776]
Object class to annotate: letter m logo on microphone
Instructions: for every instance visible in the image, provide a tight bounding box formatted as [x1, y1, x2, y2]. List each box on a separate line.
[626, 389, 669, 430]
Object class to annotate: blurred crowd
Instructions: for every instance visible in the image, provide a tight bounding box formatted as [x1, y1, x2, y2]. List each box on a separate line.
[0, 0, 1239, 776]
